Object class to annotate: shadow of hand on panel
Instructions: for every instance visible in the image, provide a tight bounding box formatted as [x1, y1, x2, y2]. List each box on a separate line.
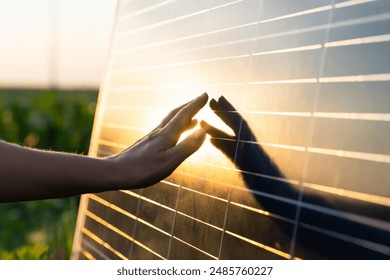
[200, 96, 389, 259]
[200, 96, 298, 209]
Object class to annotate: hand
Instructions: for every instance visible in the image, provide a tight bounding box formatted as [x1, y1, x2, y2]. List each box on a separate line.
[200, 96, 242, 162]
[200, 96, 274, 175]
[200, 96, 252, 163]
[109, 93, 208, 188]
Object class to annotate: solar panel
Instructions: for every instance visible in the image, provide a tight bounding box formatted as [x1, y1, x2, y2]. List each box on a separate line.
[72, 0, 390, 260]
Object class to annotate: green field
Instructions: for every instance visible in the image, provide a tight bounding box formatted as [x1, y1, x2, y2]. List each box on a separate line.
[0, 88, 98, 259]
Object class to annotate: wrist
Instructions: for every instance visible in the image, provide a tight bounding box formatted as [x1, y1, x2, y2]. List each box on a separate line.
[101, 154, 137, 191]
[85, 156, 119, 193]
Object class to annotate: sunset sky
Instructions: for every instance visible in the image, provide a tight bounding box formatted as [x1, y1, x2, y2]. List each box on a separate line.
[0, 0, 117, 89]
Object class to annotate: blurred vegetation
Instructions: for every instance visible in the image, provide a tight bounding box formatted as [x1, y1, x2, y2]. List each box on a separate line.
[0, 88, 98, 259]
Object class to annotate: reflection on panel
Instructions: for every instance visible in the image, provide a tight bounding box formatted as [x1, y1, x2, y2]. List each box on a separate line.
[72, 0, 390, 259]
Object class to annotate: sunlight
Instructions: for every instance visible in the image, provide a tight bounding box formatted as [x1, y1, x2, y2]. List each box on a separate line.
[0, 0, 116, 88]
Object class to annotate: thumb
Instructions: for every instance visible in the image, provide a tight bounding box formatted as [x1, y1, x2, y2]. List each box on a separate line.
[167, 129, 206, 166]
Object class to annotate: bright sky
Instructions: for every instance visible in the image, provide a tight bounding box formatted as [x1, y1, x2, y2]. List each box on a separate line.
[0, 0, 117, 89]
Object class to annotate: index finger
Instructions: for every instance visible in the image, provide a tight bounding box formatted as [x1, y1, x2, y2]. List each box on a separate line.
[156, 99, 192, 129]
[163, 92, 208, 140]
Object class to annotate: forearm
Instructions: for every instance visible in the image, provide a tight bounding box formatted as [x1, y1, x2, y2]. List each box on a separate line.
[0, 93, 208, 203]
[0, 140, 116, 202]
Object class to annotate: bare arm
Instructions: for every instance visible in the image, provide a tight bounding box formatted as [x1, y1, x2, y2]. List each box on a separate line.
[0, 93, 208, 202]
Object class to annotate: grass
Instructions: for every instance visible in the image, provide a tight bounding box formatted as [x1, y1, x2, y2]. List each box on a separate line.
[0, 88, 98, 259]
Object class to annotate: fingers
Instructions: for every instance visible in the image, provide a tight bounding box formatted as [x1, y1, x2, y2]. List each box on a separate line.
[209, 98, 220, 111]
[163, 92, 208, 143]
[209, 97, 241, 135]
[188, 118, 199, 131]
[157, 100, 192, 129]
[167, 129, 206, 167]
[200, 120, 231, 139]
[217, 96, 237, 112]
[135, 98, 199, 148]
[200, 120, 237, 160]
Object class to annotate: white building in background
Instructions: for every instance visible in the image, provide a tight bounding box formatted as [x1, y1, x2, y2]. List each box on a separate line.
[0, 0, 117, 89]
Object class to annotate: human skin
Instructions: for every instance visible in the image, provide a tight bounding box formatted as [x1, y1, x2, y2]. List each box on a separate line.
[0, 93, 208, 202]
